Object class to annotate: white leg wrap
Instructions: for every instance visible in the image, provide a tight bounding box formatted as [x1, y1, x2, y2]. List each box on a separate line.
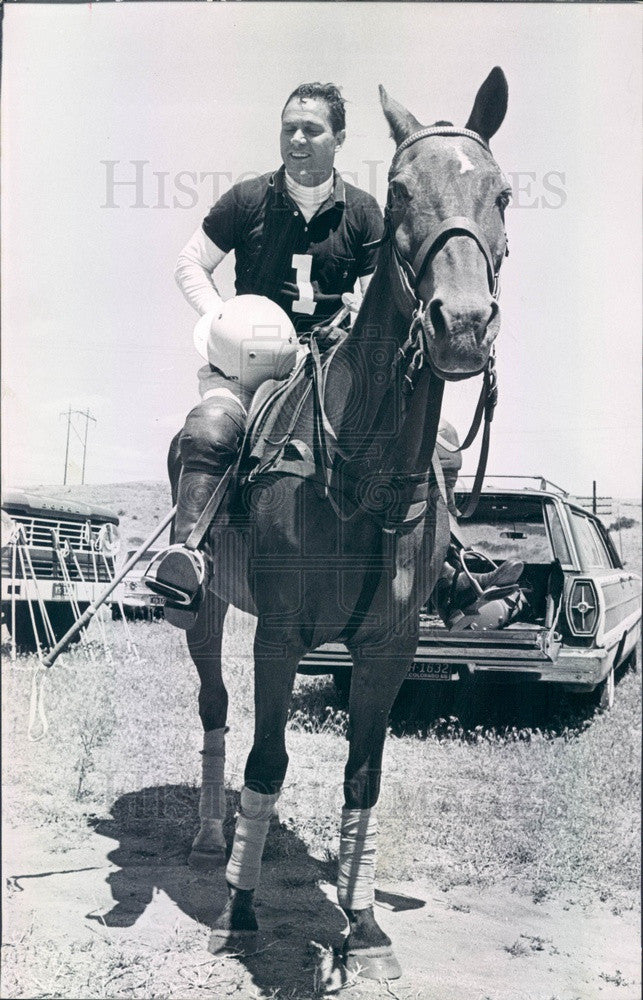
[199, 728, 226, 822]
[337, 807, 378, 910]
[225, 786, 280, 891]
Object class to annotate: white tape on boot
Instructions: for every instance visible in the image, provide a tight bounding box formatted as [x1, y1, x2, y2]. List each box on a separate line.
[225, 786, 280, 891]
[337, 807, 378, 910]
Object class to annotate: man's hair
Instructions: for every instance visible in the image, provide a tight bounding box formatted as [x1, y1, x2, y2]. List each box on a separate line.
[282, 83, 346, 134]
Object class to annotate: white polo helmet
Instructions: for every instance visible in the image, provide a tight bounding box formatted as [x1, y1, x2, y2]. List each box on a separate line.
[194, 295, 298, 392]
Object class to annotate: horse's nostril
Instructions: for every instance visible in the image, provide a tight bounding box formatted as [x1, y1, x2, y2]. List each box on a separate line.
[428, 299, 446, 341]
[474, 299, 499, 345]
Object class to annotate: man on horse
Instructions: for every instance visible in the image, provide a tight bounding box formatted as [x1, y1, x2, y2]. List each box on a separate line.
[148, 82, 384, 627]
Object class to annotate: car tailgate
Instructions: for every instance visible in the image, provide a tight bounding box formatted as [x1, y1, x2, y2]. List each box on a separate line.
[416, 619, 561, 663]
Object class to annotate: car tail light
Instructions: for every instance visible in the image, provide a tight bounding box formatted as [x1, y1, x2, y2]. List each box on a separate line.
[566, 579, 600, 637]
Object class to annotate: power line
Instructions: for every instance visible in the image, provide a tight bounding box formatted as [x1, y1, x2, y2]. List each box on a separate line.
[59, 407, 96, 484]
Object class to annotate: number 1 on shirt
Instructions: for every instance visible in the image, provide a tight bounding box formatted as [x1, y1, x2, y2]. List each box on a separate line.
[291, 253, 316, 315]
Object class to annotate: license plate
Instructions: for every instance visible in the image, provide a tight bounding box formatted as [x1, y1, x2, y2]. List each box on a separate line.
[149, 595, 165, 606]
[406, 661, 454, 681]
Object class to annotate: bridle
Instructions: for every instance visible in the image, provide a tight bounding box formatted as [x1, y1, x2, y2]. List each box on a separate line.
[382, 125, 509, 517]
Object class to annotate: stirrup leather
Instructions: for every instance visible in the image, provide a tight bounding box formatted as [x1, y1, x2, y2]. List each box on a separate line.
[144, 545, 206, 606]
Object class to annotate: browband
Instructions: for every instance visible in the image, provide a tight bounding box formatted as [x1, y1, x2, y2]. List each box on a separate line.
[390, 126, 490, 176]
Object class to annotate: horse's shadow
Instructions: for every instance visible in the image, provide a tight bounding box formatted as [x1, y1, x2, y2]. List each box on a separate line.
[87, 785, 350, 995]
[290, 670, 619, 739]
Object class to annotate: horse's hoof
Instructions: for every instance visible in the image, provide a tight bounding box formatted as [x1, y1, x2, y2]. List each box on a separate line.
[188, 847, 227, 870]
[207, 927, 259, 956]
[343, 944, 402, 981]
[208, 884, 259, 954]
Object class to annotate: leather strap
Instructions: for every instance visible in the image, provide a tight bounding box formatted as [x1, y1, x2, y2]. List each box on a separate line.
[184, 463, 236, 551]
[411, 215, 496, 292]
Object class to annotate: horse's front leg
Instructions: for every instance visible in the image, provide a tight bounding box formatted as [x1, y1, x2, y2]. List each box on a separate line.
[209, 629, 300, 952]
[338, 640, 417, 980]
[187, 589, 230, 868]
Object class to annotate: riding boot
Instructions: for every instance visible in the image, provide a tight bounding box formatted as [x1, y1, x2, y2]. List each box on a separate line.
[145, 469, 226, 629]
[434, 557, 524, 624]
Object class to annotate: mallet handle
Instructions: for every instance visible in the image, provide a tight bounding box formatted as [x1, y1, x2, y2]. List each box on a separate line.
[41, 505, 177, 668]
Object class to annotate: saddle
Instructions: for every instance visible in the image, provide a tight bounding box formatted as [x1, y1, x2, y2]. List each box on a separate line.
[232, 340, 434, 535]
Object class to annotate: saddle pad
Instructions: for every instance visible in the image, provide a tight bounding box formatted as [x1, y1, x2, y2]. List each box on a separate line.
[241, 351, 328, 483]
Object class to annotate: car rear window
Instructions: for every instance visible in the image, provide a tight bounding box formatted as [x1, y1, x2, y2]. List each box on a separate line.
[453, 495, 559, 562]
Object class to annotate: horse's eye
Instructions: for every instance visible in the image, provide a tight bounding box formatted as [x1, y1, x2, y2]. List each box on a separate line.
[497, 190, 512, 212]
[389, 179, 412, 205]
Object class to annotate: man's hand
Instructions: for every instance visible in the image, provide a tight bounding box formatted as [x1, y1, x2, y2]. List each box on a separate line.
[341, 290, 363, 315]
[302, 323, 347, 352]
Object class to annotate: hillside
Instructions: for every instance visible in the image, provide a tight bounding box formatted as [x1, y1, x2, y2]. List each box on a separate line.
[12, 482, 173, 553]
[6, 481, 642, 570]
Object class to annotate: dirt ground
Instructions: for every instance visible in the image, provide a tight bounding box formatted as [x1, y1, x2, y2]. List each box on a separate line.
[4, 820, 639, 1000]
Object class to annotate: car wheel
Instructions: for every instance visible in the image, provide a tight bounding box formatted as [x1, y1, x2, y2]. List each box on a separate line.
[594, 665, 615, 711]
[621, 646, 638, 673]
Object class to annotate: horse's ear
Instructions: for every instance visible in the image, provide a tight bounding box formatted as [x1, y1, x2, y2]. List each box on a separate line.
[465, 67, 508, 142]
[379, 85, 423, 146]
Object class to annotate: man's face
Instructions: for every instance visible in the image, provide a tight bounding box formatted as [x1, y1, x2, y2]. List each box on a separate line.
[280, 97, 344, 187]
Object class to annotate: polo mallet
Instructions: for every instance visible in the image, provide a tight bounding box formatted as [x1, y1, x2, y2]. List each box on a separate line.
[41, 505, 177, 668]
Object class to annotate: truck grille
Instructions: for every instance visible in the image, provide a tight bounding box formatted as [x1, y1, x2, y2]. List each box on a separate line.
[10, 514, 98, 550]
[2, 548, 114, 582]
[2, 514, 115, 583]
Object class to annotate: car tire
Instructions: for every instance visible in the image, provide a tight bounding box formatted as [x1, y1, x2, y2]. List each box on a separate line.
[621, 646, 638, 673]
[593, 665, 615, 711]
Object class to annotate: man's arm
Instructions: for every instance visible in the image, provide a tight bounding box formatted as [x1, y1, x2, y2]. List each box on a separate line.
[174, 227, 227, 316]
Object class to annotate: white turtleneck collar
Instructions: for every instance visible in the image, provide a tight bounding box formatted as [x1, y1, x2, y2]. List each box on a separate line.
[284, 171, 334, 222]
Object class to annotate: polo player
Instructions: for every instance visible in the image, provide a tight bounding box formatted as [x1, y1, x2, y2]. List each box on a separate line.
[148, 82, 384, 627]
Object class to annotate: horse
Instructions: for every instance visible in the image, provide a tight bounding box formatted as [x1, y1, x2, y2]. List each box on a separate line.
[171, 68, 510, 979]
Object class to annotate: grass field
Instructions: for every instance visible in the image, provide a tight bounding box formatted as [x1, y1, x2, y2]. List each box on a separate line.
[2, 483, 641, 998]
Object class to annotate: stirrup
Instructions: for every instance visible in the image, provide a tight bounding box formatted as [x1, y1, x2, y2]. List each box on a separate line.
[144, 545, 206, 606]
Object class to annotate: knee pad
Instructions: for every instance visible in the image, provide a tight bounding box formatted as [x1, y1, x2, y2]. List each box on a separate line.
[179, 400, 245, 471]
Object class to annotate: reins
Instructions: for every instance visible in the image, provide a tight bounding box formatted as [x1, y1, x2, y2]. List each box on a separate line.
[376, 124, 507, 518]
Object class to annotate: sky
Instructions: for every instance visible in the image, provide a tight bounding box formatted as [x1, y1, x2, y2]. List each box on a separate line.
[2, 2, 641, 499]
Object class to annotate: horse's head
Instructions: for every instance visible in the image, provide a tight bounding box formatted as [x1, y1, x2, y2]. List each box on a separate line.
[380, 68, 510, 380]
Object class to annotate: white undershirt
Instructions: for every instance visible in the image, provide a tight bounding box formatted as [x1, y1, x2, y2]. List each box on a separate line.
[284, 172, 333, 222]
[174, 227, 227, 316]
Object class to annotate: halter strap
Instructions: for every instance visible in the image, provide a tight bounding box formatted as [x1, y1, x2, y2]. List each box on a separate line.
[412, 215, 496, 294]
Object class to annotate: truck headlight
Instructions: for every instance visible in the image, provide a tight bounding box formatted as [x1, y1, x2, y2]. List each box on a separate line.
[1, 510, 18, 548]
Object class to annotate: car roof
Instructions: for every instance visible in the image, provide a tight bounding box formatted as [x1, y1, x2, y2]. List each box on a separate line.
[454, 479, 607, 520]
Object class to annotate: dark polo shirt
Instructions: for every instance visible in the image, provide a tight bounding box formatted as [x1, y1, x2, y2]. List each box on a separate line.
[202, 166, 384, 333]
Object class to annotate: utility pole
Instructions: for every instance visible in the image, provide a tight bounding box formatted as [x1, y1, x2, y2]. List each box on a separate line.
[60, 407, 97, 484]
[62, 404, 71, 485]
